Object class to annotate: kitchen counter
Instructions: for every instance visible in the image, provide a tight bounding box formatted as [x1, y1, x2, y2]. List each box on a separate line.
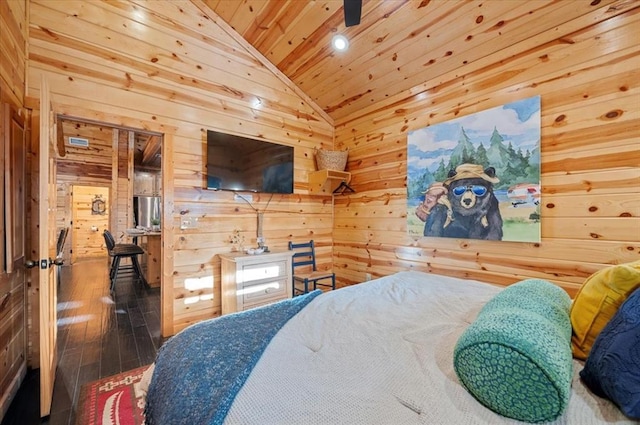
[126, 228, 161, 242]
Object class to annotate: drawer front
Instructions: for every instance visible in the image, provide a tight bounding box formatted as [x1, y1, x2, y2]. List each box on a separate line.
[241, 260, 287, 283]
[242, 296, 287, 311]
[242, 277, 288, 306]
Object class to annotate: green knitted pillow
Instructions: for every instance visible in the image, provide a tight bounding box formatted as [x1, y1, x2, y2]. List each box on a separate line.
[453, 279, 573, 423]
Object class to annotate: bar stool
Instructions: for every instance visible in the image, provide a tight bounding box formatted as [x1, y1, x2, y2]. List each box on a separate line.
[103, 229, 148, 292]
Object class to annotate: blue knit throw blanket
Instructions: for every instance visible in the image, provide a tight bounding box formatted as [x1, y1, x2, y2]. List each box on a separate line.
[145, 290, 322, 425]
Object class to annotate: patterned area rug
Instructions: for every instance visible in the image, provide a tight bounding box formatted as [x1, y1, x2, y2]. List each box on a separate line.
[76, 365, 150, 425]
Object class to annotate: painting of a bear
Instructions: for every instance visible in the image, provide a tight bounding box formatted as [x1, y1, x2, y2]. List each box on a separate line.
[407, 96, 541, 242]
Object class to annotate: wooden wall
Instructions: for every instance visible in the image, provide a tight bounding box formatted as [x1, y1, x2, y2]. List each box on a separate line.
[1, 2, 636, 418]
[57, 120, 115, 186]
[333, 4, 640, 296]
[0, 0, 27, 420]
[24, 0, 639, 342]
[0, 0, 26, 107]
[27, 0, 334, 335]
[114, 129, 134, 240]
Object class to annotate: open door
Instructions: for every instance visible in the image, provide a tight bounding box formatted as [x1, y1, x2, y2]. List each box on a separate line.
[38, 76, 58, 417]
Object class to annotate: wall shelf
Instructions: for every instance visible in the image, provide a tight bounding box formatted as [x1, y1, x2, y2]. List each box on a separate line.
[308, 169, 352, 194]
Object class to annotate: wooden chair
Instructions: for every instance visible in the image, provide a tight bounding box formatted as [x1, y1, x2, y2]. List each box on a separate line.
[103, 229, 148, 292]
[55, 227, 69, 286]
[289, 240, 335, 296]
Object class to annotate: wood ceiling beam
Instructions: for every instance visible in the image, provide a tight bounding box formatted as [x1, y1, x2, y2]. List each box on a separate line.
[56, 117, 66, 157]
[141, 135, 161, 166]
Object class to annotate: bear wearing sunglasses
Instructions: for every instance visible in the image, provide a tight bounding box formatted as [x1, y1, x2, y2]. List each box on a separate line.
[441, 163, 503, 240]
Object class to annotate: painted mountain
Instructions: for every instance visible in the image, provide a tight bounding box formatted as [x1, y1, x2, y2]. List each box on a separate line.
[407, 96, 541, 200]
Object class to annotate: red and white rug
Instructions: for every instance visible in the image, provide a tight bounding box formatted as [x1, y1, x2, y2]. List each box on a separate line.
[76, 365, 150, 425]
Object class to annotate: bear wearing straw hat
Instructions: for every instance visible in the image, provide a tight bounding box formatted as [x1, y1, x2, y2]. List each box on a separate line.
[442, 163, 503, 240]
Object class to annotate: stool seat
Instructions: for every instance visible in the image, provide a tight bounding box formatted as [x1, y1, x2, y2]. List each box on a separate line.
[109, 244, 144, 256]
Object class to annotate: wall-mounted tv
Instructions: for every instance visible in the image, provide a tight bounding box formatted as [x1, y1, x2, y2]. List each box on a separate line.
[206, 130, 294, 194]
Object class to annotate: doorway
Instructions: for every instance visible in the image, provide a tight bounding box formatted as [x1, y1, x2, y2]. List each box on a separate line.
[55, 116, 163, 328]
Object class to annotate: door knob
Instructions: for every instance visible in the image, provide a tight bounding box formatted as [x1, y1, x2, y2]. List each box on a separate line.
[25, 260, 38, 269]
[49, 258, 64, 267]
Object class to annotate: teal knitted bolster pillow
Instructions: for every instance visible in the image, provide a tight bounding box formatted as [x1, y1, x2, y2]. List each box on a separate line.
[453, 279, 573, 423]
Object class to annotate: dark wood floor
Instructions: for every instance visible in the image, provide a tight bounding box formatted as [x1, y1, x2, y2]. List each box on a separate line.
[1, 258, 161, 425]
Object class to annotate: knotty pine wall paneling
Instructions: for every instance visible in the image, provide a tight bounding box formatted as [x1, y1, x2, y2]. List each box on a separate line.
[0, 0, 27, 107]
[27, 0, 334, 335]
[113, 129, 135, 242]
[0, 0, 28, 420]
[333, 2, 640, 296]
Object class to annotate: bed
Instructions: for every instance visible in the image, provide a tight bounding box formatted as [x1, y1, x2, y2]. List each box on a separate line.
[142, 271, 635, 424]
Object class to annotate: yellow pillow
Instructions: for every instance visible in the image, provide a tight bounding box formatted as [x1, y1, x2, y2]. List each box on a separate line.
[570, 260, 640, 360]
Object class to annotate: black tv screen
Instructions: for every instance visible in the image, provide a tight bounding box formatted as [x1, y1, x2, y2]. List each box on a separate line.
[206, 130, 294, 194]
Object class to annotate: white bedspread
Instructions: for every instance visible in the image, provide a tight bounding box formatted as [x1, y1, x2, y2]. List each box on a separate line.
[223, 271, 634, 424]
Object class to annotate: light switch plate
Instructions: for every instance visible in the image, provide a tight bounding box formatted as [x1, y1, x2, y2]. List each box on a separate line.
[180, 216, 198, 230]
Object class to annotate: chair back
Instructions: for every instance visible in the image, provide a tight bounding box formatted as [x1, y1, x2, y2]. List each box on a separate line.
[56, 227, 69, 258]
[103, 229, 116, 251]
[289, 240, 318, 272]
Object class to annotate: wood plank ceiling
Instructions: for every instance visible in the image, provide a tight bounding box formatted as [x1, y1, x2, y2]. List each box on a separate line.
[200, 0, 627, 125]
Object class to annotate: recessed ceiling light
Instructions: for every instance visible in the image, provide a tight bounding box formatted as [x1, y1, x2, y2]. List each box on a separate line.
[332, 34, 349, 51]
[251, 97, 262, 108]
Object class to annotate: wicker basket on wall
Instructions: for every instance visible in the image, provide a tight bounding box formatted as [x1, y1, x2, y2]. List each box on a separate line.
[314, 148, 348, 171]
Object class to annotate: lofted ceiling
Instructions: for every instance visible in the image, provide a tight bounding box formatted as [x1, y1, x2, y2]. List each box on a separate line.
[200, 0, 624, 124]
[53, 0, 629, 167]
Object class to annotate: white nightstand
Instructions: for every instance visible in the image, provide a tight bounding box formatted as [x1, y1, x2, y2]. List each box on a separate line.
[219, 251, 294, 315]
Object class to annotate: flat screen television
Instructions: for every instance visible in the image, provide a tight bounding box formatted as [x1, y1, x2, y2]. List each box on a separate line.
[206, 130, 294, 194]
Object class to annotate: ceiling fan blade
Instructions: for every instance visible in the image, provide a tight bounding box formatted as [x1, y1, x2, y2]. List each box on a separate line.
[344, 0, 362, 27]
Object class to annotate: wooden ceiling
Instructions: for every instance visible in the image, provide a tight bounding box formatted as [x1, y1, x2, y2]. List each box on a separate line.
[201, 0, 622, 124]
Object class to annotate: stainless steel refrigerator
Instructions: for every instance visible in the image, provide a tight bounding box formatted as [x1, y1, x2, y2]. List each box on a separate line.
[134, 196, 161, 228]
